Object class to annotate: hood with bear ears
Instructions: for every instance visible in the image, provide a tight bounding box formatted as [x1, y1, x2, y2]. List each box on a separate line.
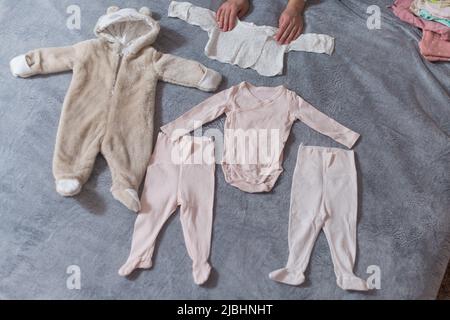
[94, 6, 160, 56]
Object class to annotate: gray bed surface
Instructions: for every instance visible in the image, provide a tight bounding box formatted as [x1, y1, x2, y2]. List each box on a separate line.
[0, 0, 449, 299]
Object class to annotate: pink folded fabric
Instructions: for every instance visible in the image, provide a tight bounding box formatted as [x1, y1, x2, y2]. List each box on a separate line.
[391, 0, 450, 40]
[419, 30, 450, 61]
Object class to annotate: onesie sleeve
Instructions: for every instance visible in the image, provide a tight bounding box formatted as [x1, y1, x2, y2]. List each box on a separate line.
[161, 87, 234, 141]
[287, 33, 335, 55]
[290, 94, 360, 149]
[168, 1, 217, 33]
[153, 51, 222, 92]
[10, 45, 79, 78]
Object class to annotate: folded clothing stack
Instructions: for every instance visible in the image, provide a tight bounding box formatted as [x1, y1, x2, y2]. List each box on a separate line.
[391, 0, 450, 61]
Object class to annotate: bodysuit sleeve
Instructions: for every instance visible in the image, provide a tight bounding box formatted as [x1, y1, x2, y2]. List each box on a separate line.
[10, 44, 81, 78]
[286, 33, 335, 55]
[153, 51, 222, 92]
[161, 87, 234, 141]
[290, 93, 360, 149]
[168, 1, 217, 33]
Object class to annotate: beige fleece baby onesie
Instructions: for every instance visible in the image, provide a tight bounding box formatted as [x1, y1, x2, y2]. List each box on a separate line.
[10, 6, 222, 211]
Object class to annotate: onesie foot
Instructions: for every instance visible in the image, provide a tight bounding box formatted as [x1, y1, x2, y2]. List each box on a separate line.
[112, 188, 141, 212]
[118, 257, 152, 277]
[56, 179, 82, 197]
[269, 268, 305, 286]
[193, 262, 212, 285]
[337, 275, 369, 291]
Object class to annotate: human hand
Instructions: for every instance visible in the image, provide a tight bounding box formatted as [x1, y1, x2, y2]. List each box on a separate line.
[275, 5, 304, 45]
[216, 0, 250, 32]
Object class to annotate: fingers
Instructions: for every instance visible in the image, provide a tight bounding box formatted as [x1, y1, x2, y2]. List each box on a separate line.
[278, 21, 295, 44]
[228, 8, 238, 30]
[285, 25, 300, 44]
[286, 19, 304, 44]
[294, 26, 303, 41]
[217, 2, 247, 32]
[275, 19, 289, 42]
[216, 7, 225, 30]
[223, 8, 231, 31]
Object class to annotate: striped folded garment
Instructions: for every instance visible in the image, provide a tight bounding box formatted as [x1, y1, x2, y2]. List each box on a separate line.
[425, 0, 450, 18]
[411, 0, 450, 20]
[391, 0, 450, 61]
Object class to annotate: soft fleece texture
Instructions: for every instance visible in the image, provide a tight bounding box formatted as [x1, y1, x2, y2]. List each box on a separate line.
[0, 0, 449, 299]
[9, 6, 222, 212]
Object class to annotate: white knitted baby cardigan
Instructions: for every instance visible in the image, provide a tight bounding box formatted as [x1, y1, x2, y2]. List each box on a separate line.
[168, 1, 335, 77]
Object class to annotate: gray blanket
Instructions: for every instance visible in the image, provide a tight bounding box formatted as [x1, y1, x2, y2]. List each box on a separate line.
[0, 0, 449, 299]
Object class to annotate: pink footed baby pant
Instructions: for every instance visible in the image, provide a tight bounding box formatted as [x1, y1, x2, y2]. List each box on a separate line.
[119, 132, 216, 285]
[270, 146, 368, 291]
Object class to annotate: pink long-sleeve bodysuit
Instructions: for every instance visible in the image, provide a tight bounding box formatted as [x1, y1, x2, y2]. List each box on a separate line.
[161, 82, 360, 193]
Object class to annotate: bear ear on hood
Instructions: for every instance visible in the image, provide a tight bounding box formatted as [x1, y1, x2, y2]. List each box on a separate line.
[139, 7, 152, 17]
[107, 6, 120, 14]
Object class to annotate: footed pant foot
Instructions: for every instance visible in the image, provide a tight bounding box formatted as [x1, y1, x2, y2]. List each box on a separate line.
[112, 188, 141, 212]
[337, 275, 369, 291]
[193, 262, 212, 285]
[56, 179, 82, 197]
[269, 268, 305, 286]
[118, 257, 152, 277]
